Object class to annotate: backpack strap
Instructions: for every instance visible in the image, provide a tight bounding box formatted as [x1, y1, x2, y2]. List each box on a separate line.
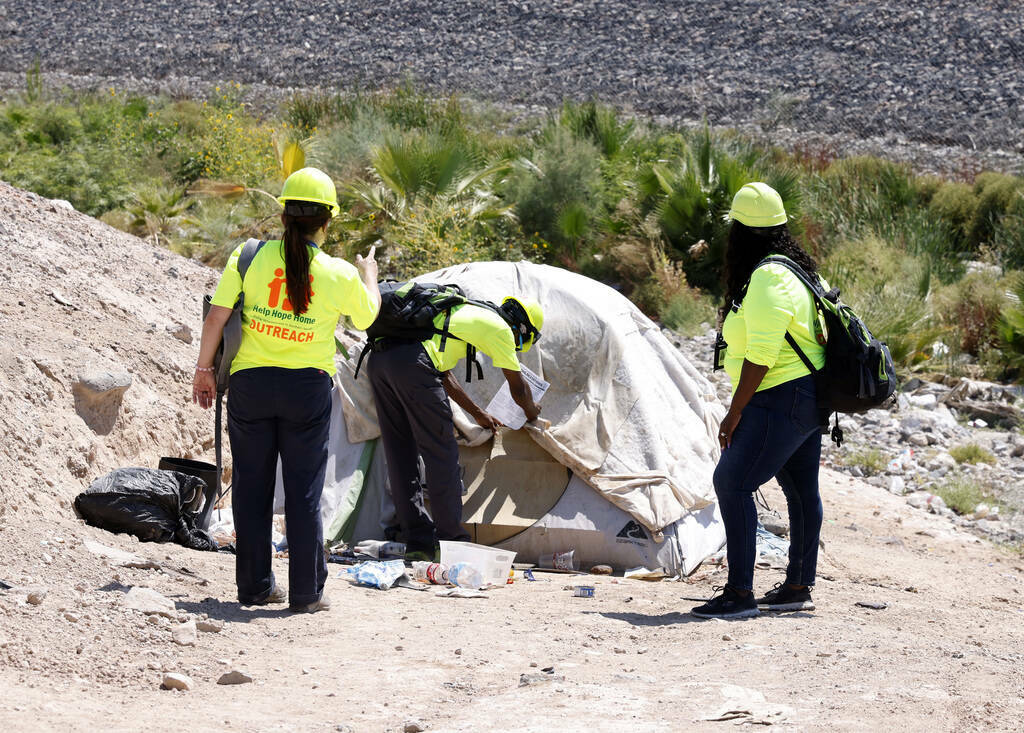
[237, 238, 265, 283]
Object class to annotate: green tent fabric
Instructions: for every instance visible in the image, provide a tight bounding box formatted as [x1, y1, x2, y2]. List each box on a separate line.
[325, 439, 376, 544]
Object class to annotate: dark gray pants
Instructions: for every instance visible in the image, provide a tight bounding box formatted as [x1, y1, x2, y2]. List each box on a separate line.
[368, 343, 470, 551]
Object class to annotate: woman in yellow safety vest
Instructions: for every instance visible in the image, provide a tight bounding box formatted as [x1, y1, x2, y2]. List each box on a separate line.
[192, 167, 380, 613]
[692, 182, 825, 620]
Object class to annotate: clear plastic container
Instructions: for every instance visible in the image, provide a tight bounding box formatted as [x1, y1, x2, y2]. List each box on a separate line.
[447, 562, 485, 589]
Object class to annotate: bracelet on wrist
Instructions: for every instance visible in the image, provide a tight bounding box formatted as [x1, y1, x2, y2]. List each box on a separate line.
[195, 365, 215, 373]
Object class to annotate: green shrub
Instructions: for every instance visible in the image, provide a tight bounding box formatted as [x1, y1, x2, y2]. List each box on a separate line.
[503, 125, 604, 259]
[969, 173, 1024, 248]
[932, 270, 1014, 357]
[558, 101, 636, 159]
[928, 181, 977, 246]
[932, 474, 997, 515]
[996, 273, 1024, 380]
[948, 443, 996, 465]
[989, 188, 1024, 270]
[660, 286, 717, 336]
[823, 236, 940, 367]
[842, 448, 888, 476]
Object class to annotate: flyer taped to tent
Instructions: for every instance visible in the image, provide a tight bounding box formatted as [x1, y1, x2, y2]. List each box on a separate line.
[485, 365, 549, 429]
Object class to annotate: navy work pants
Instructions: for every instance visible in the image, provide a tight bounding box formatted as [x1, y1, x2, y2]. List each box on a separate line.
[714, 375, 823, 591]
[227, 366, 331, 606]
[368, 342, 471, 552]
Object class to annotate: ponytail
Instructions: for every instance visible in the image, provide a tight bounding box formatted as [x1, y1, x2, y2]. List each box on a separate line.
[281, 205, 330, 315]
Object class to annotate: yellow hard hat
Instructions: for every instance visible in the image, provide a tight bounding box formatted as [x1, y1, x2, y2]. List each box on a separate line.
[277, 167, 340, 217]
[501, 296, 544, 353]
[727, 182, 787, 227]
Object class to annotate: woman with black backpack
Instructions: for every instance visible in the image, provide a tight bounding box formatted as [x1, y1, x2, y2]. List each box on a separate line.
[691, 182, 825, 619]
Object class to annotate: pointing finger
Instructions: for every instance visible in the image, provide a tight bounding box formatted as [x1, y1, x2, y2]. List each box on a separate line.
[367, 244, 376, 260]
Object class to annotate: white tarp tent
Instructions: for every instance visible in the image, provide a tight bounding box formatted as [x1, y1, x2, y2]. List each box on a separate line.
[316, 261, 726, 575]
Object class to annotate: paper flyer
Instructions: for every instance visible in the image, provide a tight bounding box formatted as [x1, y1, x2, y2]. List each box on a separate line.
[484, 364, 549, 429]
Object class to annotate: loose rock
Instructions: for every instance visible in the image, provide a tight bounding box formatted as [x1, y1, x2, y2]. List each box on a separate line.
[123, 587, 176, 618]
[217, 670, 254, 685]
[171, 619, 198, 646]
[161, 673, 194, 691]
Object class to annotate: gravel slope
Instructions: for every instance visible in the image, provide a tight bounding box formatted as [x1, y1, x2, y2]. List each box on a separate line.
[0, 1, 1022, 166]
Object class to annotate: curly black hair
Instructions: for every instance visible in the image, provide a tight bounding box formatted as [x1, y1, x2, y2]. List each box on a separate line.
[720, 221, 819, 321]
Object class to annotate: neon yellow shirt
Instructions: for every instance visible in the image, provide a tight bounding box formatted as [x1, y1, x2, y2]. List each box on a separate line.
[421, 303, 521, 373]
[211, 240, 379, 375]
[721, 258, 826, 393]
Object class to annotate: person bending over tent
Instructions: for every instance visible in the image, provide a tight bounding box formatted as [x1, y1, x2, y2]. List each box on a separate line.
[366, 293, 544, 562]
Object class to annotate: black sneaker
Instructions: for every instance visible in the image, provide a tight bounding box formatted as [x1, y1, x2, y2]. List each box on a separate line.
[756, 583, 814, 612]
[691, 585, 759, 619]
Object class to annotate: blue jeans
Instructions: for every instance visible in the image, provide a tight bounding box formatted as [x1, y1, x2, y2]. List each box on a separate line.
[227, 366, 332, 606]
[714, 375, 823, 591]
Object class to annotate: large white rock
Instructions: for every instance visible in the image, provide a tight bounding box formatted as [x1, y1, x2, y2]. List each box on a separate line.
[123, 587, 176, 618]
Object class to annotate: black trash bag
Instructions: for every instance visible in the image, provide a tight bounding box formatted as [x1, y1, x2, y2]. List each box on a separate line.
[74, 468, 219, 552]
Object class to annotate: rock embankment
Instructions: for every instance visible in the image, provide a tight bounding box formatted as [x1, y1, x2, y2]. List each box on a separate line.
[0, 1, 1021, 176]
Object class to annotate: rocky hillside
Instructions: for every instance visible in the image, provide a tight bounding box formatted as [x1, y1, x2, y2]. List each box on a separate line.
[0, 181, 219, 518]
[0, 1, 1021, 175]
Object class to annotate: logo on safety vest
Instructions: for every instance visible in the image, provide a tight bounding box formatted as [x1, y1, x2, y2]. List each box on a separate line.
[267, 268, 314, 312]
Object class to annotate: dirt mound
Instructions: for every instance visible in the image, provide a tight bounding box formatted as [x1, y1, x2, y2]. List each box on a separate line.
[0, 180, 219, 519]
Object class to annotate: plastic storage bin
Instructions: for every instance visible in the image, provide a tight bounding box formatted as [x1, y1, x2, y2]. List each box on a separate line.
[439, 541, 516, 587]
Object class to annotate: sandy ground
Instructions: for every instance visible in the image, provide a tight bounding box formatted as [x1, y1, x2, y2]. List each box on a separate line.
[0, 178, 1022, 731]
[1, 470, 1021, 733]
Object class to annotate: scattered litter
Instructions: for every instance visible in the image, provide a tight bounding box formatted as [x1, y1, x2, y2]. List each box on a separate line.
[539, 549, 578, 571]
[624, 567, 667, 581]
[0, 579, 10, 590]
[855, 601, 889, 610]
[523, 569, 537, 581]
[354, 539, 406, 559]
[435, 587, 487, 599]
[572, 585, 595, 598]
[590, 564, 613, 575]
[393, 574, 429, 592]
[448, 562, 485, 589]
[341, 560, 406, 590]
[327, 553, 358, 565]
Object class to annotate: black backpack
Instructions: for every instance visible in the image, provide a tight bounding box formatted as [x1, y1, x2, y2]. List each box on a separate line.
[353, 280, 512, 381]
[745, 256, 898, 446]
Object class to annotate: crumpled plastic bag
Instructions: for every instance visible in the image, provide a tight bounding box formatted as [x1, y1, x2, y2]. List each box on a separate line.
[343, 560, 407, 590]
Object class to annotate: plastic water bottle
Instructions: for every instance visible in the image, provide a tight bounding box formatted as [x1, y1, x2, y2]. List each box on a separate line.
[448, 562, 484, 589]
[410, 561, 449, 584]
